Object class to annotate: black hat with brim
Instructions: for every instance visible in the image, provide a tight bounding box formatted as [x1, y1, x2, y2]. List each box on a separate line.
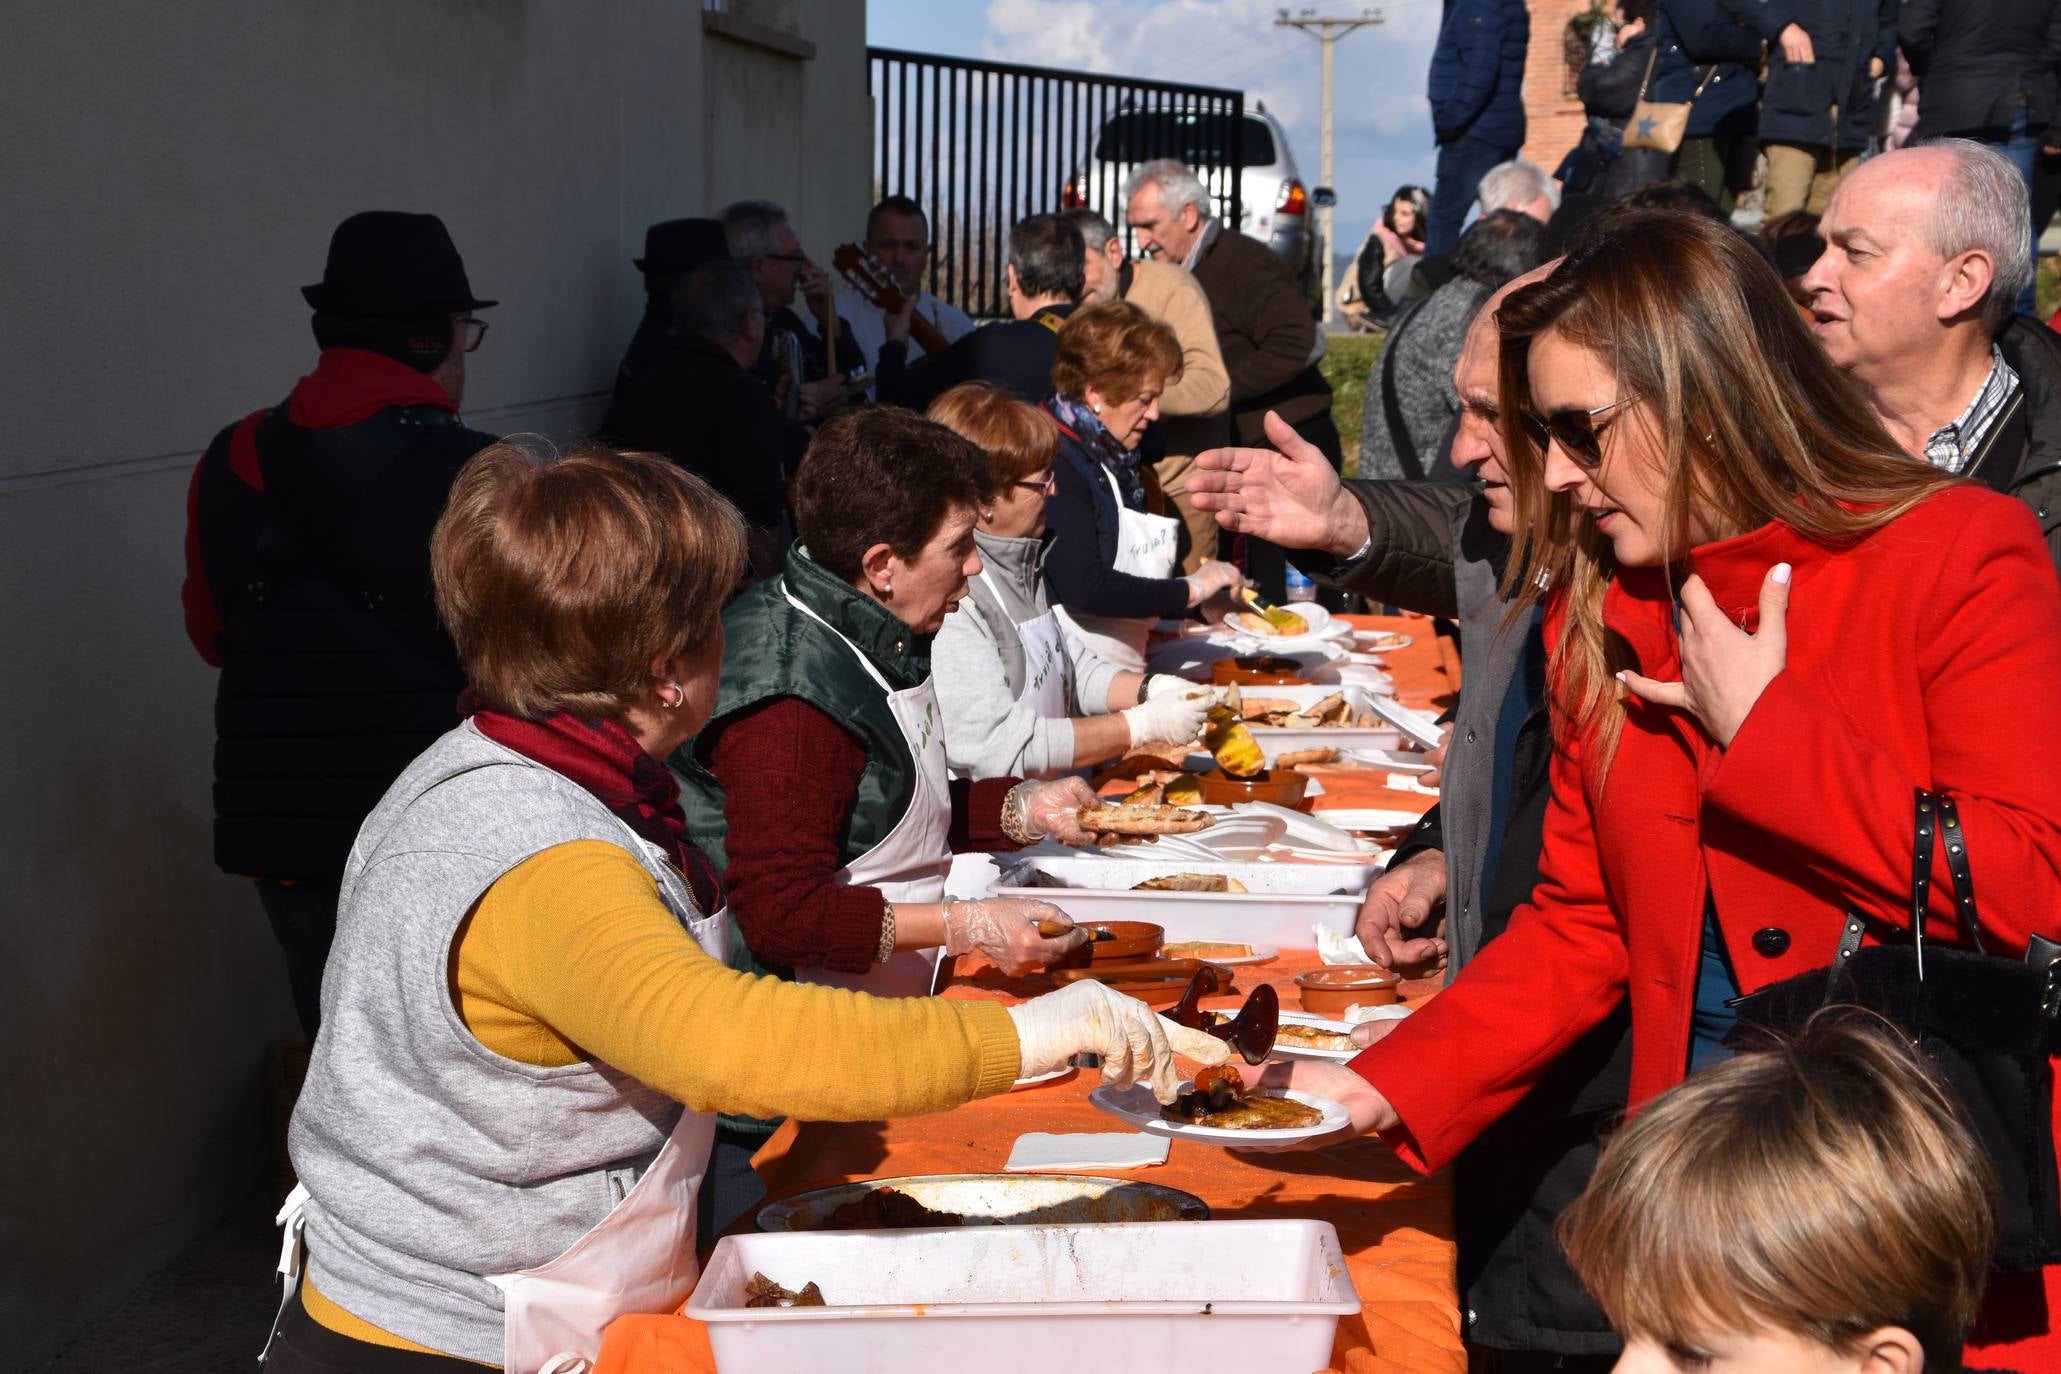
[635, 218, 730, 275]
[301, 210, 497, 316]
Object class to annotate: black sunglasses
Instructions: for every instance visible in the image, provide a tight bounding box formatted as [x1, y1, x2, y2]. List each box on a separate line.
[1518, 398, 1632, 467]
[462, 318, 489, 353]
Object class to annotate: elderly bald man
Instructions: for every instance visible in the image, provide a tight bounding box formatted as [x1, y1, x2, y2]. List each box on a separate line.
[1804, 139, 2061, 571]
[1190, 264, 1631, 1370]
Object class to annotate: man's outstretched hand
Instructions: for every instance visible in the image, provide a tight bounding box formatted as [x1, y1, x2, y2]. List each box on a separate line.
[1189, 411, 1370, 558]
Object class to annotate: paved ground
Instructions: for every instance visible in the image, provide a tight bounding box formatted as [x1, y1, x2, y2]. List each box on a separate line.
[33, 1195, 278, 1373]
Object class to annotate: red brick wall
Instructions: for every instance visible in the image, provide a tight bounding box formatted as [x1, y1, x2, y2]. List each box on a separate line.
[1520, 1, 1597, 179]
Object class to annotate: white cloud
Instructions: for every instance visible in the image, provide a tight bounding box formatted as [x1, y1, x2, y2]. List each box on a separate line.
[979, 0, 1444, 254]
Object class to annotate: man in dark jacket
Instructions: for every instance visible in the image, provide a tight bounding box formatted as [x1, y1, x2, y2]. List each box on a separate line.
[721, 199, 866, 424]
[605, 258, 809, 581]
[1806, 141, 2061, 573]
[1126, 157, 1338, 601]
[1425, 0, 1530, 256]
[873, 212, 1081, 411]
[1760, 0, 1896, 217]
[606, 217, 731, 422]
[1188, 269, 1630, 1369]
[1652, 0, 1817, 211]
[180, 211, 498, 1035]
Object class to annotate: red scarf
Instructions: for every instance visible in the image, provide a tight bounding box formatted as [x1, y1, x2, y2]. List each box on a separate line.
[463, 694, 726, 916]
[286, 347, 458, 430]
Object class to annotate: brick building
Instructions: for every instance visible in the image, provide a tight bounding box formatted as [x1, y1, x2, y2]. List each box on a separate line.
[1519, 1, 1605, 178]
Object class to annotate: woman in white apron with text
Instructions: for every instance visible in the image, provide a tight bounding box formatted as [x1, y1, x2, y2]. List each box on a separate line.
[925, 383, 1216, 781]
[1039, 302, 1243, 672]
[267, 444, 1225, 1373]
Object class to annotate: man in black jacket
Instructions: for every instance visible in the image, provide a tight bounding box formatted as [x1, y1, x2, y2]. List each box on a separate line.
[604, 258, 810, 581]
[721, 199, 866, 424]
[181, 212, 498, 1036]
[606, 217, 731, 421]
[1189, 268, 1630, 1370]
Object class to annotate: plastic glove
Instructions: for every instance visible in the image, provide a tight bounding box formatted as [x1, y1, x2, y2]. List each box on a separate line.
[1145, 673, 1205, 701]
[1007, 979, 1231, 1104]
[1013, 775, 1101, 846]
[1183, 559, 1244, 608]
[1120, 688, 1213, 749]
[942, 897, 1086, 974]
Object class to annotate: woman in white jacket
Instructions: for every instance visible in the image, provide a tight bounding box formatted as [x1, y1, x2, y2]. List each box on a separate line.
[927, 384, 1211, 780]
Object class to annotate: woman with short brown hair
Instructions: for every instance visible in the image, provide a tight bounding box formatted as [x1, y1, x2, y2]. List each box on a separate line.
[927, 383, 1213, 778]
[271, 439, 1221, 1374]
[1044, 300, 1243, 667]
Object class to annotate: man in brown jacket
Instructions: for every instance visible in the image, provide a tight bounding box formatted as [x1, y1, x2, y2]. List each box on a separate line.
[1126, 158, 1338, 597]
[1064, 207, 1232, 570]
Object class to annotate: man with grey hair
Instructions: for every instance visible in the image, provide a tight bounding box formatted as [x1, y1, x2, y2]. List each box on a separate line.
[606, 258, 808, 580]
[1473, 159, 1560, 225]
[719, 198, 863, 423]
[1062, 207, 1231, 568]
[1803, 139, 2061, 570]
[1125, 158, 1336, 598]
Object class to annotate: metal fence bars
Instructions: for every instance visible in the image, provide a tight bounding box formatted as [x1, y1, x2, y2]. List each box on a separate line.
[869, 48, 1245, 320]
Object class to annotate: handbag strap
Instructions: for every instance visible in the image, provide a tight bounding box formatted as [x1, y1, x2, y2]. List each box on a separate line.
[1930, 793, 1986, 954]
[1834, 789, 1981, 977]
[1690, 64, 1719, 100]
[1633, 44, 1660, 103]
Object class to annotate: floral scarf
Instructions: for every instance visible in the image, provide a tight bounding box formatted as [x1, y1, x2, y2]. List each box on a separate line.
[1046, 391, 1146, 510]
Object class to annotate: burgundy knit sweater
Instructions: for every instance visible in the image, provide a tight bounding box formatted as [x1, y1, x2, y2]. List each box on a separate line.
[705, 696, 1022, 973]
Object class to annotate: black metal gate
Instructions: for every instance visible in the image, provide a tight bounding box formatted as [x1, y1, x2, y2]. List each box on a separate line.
[868, 47, 1244, 320]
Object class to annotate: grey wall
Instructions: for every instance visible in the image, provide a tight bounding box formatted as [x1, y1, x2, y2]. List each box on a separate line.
[0, 1, 869, 1359]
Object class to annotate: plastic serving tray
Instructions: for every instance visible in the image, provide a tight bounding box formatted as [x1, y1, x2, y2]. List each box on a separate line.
[991, 855, 1375, 948]
[690, 1219, 1361, 1374]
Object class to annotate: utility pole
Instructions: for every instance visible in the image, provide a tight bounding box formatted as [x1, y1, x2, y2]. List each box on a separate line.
[1275, 7, 1384, 326]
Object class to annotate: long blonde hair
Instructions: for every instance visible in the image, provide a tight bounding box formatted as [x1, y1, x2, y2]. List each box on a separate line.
[1494, 211, 1958, 769]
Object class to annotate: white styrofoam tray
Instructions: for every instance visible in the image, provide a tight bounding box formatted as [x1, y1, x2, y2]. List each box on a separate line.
[689, 1219, 1361, 1374]
[1212, 684, 1405, 761]
[993, 854, 1372, 948]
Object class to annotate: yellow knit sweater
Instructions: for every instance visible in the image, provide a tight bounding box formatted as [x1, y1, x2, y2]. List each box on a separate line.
[310, 838, 1019, 1358]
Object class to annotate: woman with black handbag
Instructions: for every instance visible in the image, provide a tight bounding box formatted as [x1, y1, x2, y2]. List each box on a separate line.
[1245, 209, 2061, 1367]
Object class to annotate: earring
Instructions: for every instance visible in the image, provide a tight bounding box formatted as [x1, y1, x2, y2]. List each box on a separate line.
[882, 581, 894, 598]
[1091, 403, 1101, 414]
[660, 680, 684, 710]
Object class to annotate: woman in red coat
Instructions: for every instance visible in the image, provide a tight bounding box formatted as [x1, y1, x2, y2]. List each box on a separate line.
[1272, 210, 2061, 1364]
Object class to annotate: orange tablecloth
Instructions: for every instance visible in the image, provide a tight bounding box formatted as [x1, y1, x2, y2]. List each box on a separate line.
[595, 613, 1463, 1374]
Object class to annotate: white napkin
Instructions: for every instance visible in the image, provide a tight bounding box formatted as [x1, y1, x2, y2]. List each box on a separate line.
[1005, 1132, 1171, 1171]
[1384, 771, 1440, 797]
[1340, 1003, 1414, 1024]
[1314, 924, 1375, 965]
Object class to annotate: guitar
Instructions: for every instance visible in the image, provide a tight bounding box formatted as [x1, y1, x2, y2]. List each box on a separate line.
[831, 244, 952, 357]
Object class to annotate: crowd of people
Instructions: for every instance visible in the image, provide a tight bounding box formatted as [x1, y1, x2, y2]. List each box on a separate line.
[172, 7, 2061, 1367]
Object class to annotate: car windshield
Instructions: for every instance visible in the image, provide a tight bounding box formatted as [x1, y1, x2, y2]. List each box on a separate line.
[1094, 112, 1275, 168]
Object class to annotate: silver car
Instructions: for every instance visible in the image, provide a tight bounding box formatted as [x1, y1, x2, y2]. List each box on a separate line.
[1063, 101, 1311, 278]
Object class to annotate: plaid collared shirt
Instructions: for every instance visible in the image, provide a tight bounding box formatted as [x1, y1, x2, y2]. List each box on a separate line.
[1924, 345, 2020, 475]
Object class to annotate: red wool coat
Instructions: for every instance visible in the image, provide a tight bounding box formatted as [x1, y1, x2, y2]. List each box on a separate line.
[1352, 485, 2061, 1357]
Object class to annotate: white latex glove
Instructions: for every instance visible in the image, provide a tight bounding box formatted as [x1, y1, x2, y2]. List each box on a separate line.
[942, 897, 1088, 974]
[1145, 673, 1205, 701]
[1121, 688, 1213, 748]
[1183, 559, 1244, 608]
[1014, 775, 1100, 846]
[1007, 979, 1231, 1104]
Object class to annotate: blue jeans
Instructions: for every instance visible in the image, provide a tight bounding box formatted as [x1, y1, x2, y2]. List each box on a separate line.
[1428, 136, 1516, 256]
[1981, 105, 2042, 317]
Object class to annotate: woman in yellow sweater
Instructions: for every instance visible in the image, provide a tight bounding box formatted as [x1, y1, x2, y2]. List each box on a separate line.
[264, 442, 1225, 1374]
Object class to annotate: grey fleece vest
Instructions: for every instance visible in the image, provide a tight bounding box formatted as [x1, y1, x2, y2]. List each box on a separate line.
[288, 721, 697, 1364]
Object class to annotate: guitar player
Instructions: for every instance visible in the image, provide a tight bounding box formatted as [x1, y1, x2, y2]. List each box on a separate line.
[835, 195, 976, 392]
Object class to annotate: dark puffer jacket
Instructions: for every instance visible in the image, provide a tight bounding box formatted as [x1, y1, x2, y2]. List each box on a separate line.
[199, 400, 493, 881]
[1427, 0, 1531, 149]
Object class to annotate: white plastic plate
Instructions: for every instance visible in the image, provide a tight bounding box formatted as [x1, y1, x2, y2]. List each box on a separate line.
[1091, 1082, 1351, 1144]
[1363, 694, 1447, 749]
[1316, 807, 1427, 834]
[1270, 1012, 1362, 1062]
[1354, 629, 1415, 651]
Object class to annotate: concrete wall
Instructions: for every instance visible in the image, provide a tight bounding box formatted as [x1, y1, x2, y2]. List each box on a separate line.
[0, 1, 867, 1360]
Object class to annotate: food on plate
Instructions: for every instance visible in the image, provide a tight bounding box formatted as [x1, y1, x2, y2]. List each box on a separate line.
[1238, 696, 1303, 719]
[1077, 802, 1214, 835]
[1164, 940, 1255, 960]
[1205, 704, 1267, 779]
[1132, 873, 1250, 893]
[1274, 1024, 1359, 1052]
[1162, 775, 1203, 805]
[744, 1272, 827, 1307]
[1275, 746, 1341, 768]
[1235, 591, 1309, 636]
[1229, 692, 1358, 732]
[1361, 630, 1410, 649]
[821, 1187, 966, 1230]
[1161, 1064, 1325, 1130]
[1119, 779, 1166, 806]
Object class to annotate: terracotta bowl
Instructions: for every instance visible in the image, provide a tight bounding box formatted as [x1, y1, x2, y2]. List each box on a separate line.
[1082, 920, 1163, 963]
[1211, 655, 1311, 687]
[1295, 964, 1402, 1017]
[1195, 768, 1309, 810]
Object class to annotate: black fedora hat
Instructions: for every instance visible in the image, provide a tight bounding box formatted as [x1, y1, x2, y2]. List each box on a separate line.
[302, 211, 497, 316]
[634, 218, 729, 275]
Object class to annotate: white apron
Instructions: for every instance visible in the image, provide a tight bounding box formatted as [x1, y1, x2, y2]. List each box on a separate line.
[782, 582, 953, 997]
[267, 813, 730, 1374]
[1054, 465, 1181, 671]
[979, 568, 1069, 720]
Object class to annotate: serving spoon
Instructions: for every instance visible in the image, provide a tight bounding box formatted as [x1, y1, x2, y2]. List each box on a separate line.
[1166, 974, 1279, 1065]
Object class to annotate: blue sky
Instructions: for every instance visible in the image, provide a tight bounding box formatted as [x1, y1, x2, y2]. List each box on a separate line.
[866, 0, 1447, 271]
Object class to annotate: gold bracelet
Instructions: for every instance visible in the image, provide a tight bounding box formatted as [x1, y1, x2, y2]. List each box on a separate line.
[876, 899, 897, 964]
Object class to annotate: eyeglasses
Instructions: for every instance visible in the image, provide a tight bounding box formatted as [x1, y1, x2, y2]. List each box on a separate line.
[757, 252, 809, 265]
[462, 317, 489, 353]
[1012, 473, 1058, 495]
[1518, 398, 1633, 467]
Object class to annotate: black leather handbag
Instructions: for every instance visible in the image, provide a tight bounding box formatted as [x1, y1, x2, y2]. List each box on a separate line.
[1728, 790, 2061, 1269]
